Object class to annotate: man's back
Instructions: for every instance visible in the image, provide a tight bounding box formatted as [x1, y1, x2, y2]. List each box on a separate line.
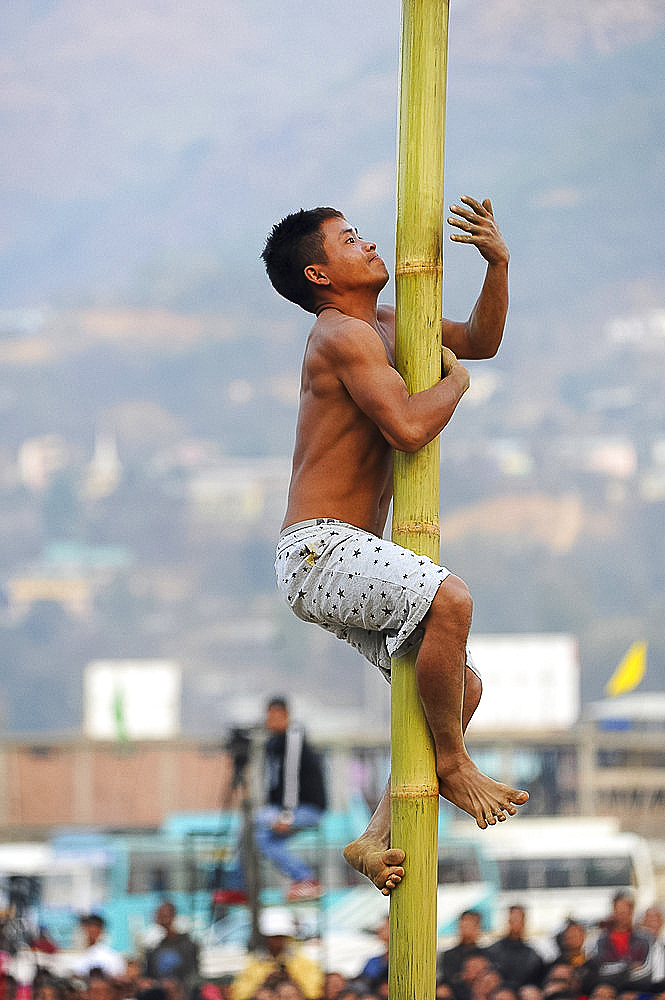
[283, 305, 397, 536]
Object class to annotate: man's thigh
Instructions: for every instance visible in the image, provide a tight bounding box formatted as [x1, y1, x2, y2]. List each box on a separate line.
[276, 520, 450, 661]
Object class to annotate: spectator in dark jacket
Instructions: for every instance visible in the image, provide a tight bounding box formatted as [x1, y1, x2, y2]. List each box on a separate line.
[438, 910, 487, 988]
[144, 901, 199, 997]
[547, 920, 598, 996]
[486, 906, 545, 991]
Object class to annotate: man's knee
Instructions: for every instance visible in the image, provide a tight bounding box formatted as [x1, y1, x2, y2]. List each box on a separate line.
[433, 574, 473, 625]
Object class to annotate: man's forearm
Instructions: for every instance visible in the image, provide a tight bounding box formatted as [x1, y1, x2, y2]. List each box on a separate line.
[466, 259, 509, 359]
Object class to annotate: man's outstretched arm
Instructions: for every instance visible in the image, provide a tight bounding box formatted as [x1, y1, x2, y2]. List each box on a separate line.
[442, 195, 509, 360]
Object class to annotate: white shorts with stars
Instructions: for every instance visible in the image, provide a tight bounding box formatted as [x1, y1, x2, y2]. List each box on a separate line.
[275, 518, 452, 681]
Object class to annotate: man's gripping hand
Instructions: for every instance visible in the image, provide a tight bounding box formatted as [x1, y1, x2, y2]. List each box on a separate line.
[441, 346, 470, 395]
[448, 196, 509, 267]
[441, 345, 458, 378]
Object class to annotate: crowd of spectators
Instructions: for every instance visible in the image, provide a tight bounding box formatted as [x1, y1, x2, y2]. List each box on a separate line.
[433, 895, 665, 1000]
[2, 892, 665, 1000]
[0, 902, 202, 1000]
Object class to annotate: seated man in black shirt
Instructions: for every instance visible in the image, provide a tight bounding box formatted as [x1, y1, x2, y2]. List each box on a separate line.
[223, 696, 327, 903]
[255, 697, 327, 899]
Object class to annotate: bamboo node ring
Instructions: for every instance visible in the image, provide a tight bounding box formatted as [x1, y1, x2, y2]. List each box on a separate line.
[393, 521, 440, 538]
[394, 260, 443, 277]
[391, 786, 439, 800]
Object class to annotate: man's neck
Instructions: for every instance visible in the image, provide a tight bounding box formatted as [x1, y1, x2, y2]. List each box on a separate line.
[315, 292, 380, 328]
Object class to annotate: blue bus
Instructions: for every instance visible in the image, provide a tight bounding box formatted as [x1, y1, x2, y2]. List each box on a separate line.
[1, 803, 497, 959]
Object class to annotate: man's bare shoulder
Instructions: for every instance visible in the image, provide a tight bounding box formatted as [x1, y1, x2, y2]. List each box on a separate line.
[307, 309, 385, 363]
[313, 308, 375, 337]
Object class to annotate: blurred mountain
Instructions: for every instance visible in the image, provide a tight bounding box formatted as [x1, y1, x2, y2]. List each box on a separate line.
[1, 0, 664, 322]
[0, 0, 664, 734]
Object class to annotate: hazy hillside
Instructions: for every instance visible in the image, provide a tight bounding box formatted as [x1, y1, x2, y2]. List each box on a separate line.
[0, 1, 665, 733]
[1, 0, 664, 327]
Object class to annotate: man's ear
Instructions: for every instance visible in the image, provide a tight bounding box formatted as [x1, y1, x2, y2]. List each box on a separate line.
[304, 265, 330, 286]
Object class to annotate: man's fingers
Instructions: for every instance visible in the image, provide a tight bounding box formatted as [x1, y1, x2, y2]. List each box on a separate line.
[441, 346, 458, 376]
[459, 194, 484, 214]
[449, 196, 493, 229]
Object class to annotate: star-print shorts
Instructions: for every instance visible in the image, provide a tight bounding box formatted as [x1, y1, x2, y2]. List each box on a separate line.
[275, 518, 452, 681]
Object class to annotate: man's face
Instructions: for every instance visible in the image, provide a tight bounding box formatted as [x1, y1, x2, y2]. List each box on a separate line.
[459, 913, 480, 945]
[324, 973, 346, 999]
[313, 216, 389, 294]
[613, 897, 634, 931]
[462, 955, 489, 984]
[563, 923, 585, 951]
[266, 934, 289, 957]
[265, 704, 289, 733]
[507, 907, 525, 937]
[156, 902, 175, 930]
[84, 920, 103, 946]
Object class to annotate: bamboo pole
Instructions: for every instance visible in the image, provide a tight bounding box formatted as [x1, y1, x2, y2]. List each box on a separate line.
[389, 0, 450, 998]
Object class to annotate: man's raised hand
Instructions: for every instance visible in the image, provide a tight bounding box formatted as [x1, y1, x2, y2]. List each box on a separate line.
[448, 196, 509, 267]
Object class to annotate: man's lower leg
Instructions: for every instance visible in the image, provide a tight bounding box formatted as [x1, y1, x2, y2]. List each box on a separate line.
[343, 781, 405, 895]
[416, 576, 528, 829]
[344, 663, 482, 893]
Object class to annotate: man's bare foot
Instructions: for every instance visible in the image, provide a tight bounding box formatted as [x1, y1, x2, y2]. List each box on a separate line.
[437, 757, 529, 830]
[343, 835, 406, 895]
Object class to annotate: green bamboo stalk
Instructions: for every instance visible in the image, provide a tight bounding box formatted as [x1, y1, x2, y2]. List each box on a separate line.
[390, 0, 450, 998]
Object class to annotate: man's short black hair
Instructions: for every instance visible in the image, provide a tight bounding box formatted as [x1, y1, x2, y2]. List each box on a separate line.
[261, 207, 344, 313]
[266, 696, 289, 712]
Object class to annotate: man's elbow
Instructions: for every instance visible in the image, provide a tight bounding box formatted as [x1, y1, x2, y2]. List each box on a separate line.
[388, 427, 431, 453]
[482, 341, 501, 360]
[466, 335, 502, 361]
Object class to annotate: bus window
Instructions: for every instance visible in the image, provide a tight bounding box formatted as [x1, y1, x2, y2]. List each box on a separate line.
[544, 861, 571, 889]
[127, 852, 185, 894]
[497, 859, 529, 891]
[498, 855, 635, 892]
[585, 857, 634, 888]
[438, 846, 483, 885]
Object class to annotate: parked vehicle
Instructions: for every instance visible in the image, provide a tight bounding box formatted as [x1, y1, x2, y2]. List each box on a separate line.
[0, 811, 655, 972]
[456, 815, 656, 936]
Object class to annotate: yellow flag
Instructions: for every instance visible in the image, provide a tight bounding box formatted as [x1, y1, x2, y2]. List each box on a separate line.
[605, 641, 648, 697]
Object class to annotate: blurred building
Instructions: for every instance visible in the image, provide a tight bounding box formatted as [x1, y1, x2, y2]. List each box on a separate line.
[1, 640, 665, 838]
[0, 697, 664, 837]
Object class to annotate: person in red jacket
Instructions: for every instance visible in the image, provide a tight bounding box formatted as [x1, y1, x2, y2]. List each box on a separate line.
[594, 892, 651, 992]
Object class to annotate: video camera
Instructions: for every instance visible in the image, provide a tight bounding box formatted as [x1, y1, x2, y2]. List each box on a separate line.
[225, 728, 252, 789]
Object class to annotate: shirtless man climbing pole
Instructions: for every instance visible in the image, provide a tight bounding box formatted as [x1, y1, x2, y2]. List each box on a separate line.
[263, 196, 529, 896]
